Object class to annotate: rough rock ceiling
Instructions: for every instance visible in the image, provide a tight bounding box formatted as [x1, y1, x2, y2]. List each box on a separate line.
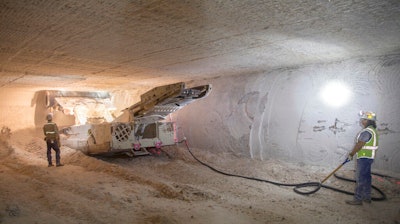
[1, 0, 399, 90]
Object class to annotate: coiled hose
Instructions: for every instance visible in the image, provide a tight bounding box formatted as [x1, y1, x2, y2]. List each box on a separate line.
[182, 140, 386, 201]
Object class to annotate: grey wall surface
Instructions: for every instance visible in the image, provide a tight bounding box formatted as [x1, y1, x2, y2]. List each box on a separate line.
[178, 55, 400, 172]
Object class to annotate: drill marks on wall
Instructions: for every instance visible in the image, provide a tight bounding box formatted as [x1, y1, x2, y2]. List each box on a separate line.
[263, 72, 313, 161]
[312, 120, 327, 132]
[225, 92, 256, 154]
[286, 62, 368, 166]
[328, 118, 353, 134]
[328, 119, 341, 134]
[313, 126, 325, 132]
[313, 118, 353, 135]
[248, 91, 269, 160]
[238, 91, 259, 121]
[225, 90, 268, 157]
[179, 77, 255, 156]
[179, 56, 400, 172]
[248, 73, 279, 160]
[245, 87, 270, 160]
[378, 123, 396, 136]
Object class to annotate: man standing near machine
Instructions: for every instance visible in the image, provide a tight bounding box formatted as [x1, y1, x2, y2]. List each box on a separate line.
[346, 111, 378, 205]
[43, 113, 63, 167]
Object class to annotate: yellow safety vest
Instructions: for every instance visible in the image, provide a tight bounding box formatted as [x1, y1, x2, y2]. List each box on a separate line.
[356, 126, 378, 159]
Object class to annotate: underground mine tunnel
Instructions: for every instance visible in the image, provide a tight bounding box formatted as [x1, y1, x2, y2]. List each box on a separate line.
[0, 0, 399, 223]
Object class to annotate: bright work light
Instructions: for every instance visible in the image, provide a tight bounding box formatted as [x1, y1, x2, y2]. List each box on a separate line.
[320, 81, 352, 108]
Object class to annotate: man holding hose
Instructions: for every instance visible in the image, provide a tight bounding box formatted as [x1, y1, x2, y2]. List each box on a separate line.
[346, 111, 379, 205]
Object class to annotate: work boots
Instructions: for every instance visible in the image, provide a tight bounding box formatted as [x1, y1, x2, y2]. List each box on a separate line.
[48, 163, 64, 167]
[345, 200, 362, 205]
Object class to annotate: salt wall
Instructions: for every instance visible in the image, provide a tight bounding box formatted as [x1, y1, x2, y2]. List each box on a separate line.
[178, 55, 400, 173]
[0, 55, 398, 173]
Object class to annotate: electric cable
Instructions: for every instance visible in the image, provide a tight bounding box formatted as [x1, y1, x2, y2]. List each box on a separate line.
[181, 139, 387, 200]
[332, 173, 387, 201]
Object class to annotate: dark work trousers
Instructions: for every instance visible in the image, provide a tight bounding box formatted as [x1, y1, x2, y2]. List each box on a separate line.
[46, 140, 61, 165]
[354, 158, 374, 201]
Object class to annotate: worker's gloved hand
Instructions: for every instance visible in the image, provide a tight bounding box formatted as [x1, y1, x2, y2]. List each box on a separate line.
[347, 154, 353, 161]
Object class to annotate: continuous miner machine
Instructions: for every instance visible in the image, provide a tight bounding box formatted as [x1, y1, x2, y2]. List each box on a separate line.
[38, 82, 211, 157]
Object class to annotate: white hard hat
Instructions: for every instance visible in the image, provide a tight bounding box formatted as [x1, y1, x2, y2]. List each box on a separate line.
[46, 113, 53, 121]
[359, 111, 376, 121]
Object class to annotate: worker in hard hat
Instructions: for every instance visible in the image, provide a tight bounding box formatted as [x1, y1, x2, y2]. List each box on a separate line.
[345, 111, 378, 205]
[43, 113, 63, 167]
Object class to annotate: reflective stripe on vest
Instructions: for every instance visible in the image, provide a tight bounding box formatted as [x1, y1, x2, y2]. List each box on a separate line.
[44, 123, 58, 140]
[357, 126, 378, 159]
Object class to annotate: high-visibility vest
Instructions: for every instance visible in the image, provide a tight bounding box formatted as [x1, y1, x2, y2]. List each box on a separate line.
[43, 122, 59, 140]
[356, 126, 378, 159]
